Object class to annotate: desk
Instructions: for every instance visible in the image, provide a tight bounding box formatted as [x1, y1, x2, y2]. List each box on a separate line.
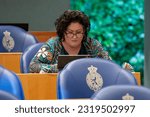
[0, 53, 22, 73]
[132, 72, 141, 85]
[18, 73, 57, 100]
[29, 31, 57, 42]
[17, 72, 140, 100]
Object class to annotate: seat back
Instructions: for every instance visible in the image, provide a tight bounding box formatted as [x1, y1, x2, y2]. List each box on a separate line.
[0, 66, 24, 99]
[91, 85, 150, 100]
[20, 43, 44, 73]
[0, 90, 18, 100]
[0, 25, 38, 52]
[57, 58, 137, 99]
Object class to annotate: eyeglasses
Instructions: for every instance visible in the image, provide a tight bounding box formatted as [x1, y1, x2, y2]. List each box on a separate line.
[65, 32, 84, 38]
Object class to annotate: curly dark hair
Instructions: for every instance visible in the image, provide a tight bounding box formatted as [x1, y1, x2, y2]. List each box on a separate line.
[55, 10, 90, 41]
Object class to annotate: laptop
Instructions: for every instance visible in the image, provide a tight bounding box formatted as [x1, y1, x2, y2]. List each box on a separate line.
[57, 55, 91, 70]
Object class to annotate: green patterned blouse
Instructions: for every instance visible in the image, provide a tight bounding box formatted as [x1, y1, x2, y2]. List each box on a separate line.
[29, 37, 111, 73]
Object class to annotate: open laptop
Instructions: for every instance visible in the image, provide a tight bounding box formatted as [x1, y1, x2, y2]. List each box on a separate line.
[57, 55, 92, 70]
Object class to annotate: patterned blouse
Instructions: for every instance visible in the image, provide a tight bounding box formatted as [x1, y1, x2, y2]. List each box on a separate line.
[29, 37, 111, 73]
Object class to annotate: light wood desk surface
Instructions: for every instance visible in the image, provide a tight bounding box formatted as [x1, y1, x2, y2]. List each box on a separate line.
[0, 53, 22, 73]
[17, 72, 140, 100]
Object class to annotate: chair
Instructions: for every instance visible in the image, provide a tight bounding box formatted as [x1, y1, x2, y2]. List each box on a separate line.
[0, 25, 38, 52]
[91, 85, 150, 100]
[0, 90, 18, 100]
[0, 66, 24, 100]
[57, 58, 137, 99]
[20, 43, 44, 73]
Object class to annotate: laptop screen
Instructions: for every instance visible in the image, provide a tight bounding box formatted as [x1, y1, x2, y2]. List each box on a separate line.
[57, 55, 91, 70]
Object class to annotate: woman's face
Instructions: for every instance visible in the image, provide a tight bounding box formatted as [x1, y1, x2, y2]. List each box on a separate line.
[64, 22, 84, 48]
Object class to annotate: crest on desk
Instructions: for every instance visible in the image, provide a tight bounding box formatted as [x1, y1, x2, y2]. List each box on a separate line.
[86, 65, 103, 92]
[2, 30, 15, 52]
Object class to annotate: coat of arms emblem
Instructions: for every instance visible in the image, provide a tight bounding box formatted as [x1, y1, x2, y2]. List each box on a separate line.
[2, 30, 15, 52]
[122, 93, 134, 100]
[86, 65, 103, 92]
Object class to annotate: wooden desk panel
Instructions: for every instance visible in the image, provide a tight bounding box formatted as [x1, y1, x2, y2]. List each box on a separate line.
[29, 31, 57, 42]
[18, 73, 57, 100]
[0, 53, 22, 73]
[17, 72, 140, 100]
[132, 72, 141, 85]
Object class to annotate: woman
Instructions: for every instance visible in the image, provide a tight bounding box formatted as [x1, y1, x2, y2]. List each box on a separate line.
[29, 10, 111, 73]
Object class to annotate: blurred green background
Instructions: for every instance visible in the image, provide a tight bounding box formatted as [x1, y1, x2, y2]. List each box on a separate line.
[71, 0, 144, 84]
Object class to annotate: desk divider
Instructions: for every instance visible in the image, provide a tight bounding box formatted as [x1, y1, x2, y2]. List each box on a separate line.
[17, 73, 57, 100]
[0, 53, 22, 73]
